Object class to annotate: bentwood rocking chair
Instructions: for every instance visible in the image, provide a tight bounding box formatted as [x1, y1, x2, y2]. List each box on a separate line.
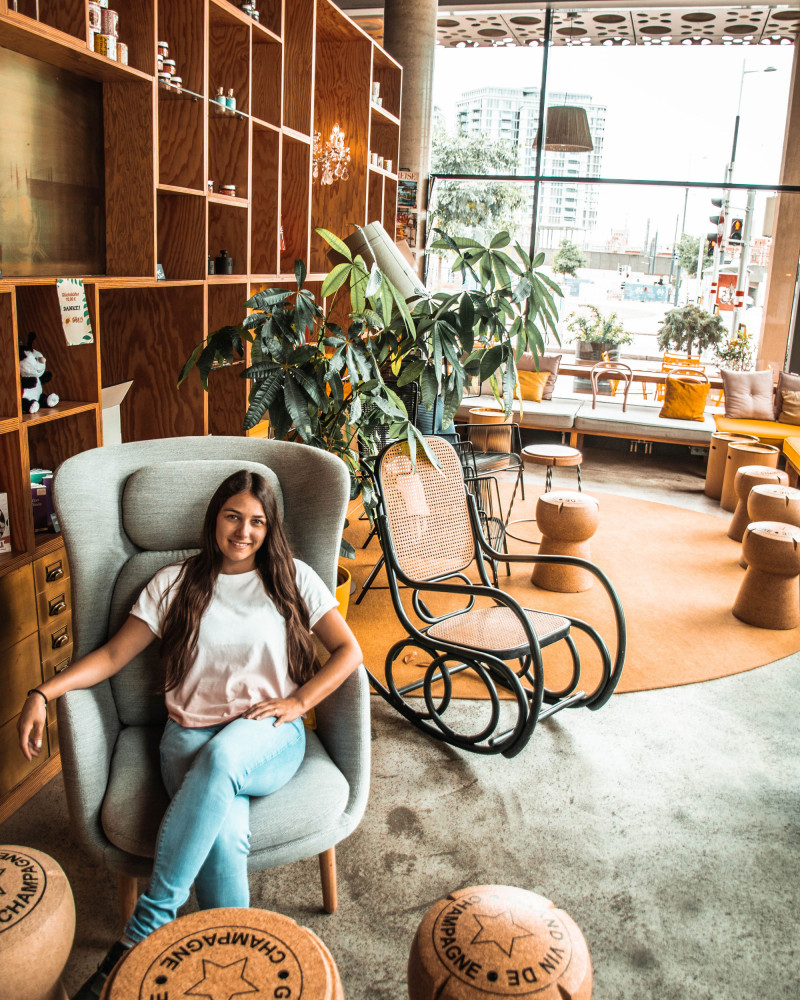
[369, 436, 626, 758]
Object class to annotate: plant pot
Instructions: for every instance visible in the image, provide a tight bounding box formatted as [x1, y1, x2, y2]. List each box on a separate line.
[573, 341, 621, 393]
[335, 566, 351, 620]
[469, 406, 510, 424]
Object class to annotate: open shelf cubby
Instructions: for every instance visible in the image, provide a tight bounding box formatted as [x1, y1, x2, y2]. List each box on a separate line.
[251, 125, 281, 275]
[280, 135, 311, 273]
[252, 35, 282, 126]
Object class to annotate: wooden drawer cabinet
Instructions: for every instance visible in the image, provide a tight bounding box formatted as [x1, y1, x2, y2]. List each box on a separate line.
[0, 634, 42, 729]
[0, 565, 37, 652]
[0, 544, 72, 810]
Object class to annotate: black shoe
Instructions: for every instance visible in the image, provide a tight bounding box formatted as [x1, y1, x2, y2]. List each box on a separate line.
[72, 939, 131, 1000]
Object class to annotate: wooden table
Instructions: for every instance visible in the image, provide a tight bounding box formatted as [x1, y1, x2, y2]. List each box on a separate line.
[558, 361, 724, 392]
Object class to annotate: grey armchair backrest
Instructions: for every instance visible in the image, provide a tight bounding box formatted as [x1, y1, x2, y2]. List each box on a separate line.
[52, 437, 369, 878]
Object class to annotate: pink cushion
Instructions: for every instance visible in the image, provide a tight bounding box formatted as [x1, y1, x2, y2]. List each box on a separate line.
[774, 371, 800, 419]
[517, 353, 561, 401]
[721, 369, 774, 421]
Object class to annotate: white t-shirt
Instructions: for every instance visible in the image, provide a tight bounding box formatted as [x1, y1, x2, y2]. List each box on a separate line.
[130, 559, 338, 728]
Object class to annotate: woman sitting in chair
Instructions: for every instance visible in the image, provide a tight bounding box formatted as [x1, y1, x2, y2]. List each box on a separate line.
[17, 469, 362, 999]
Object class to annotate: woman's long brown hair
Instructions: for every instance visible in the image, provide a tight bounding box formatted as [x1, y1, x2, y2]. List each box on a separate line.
[156, 470, 319, 693]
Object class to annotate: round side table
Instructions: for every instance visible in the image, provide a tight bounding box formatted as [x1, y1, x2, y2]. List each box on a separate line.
[522, 444, 583, 493]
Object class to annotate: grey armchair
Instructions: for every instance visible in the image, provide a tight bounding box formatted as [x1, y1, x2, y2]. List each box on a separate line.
[52, 437, 370, 922]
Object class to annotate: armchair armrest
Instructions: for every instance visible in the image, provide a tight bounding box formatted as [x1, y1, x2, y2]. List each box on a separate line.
[57, 682, 122, 863]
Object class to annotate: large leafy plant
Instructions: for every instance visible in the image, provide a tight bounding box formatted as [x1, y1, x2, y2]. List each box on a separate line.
[657, 304, 726, 358]
[566, 305, 633, 347]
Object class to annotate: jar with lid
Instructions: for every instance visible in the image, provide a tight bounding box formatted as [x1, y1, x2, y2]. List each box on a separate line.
[215, 250, 233, 275]
[220, 184, 237, 198]
[225, 88, 236, 113]
[214, 86, 226, 109]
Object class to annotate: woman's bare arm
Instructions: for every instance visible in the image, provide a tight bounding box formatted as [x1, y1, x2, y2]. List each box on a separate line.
[18, 614, 157, 759]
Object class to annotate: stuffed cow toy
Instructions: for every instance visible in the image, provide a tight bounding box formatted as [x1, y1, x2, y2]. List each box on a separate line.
[19, 332, 59, 414]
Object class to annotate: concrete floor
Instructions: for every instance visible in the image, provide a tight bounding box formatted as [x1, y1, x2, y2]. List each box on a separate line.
[2, 444, 799, 999]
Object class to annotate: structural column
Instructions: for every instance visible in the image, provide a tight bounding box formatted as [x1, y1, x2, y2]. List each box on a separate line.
[382, 0, 438, 272]
[759, 42, 800, 373]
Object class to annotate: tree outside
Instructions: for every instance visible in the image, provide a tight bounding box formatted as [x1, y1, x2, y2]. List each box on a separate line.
[553, 238, 587, 278]
[676, 233, 713, 278]
[429, 125, 525, 247]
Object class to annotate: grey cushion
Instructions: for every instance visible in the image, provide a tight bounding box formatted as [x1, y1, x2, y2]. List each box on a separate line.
[123, 460, 283, 550]
[101, 726, 350, 860]
[574, 401, 715, 444]
[456, 394, 582, 430]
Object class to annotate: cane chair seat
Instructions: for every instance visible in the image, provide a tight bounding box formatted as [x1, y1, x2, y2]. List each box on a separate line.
[426, 605, 570, 657]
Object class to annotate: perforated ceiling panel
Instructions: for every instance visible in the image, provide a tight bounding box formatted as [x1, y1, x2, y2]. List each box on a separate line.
[346, 5, 800, 47]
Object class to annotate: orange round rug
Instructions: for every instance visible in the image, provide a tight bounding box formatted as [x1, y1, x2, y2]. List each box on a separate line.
[344, 490, 800, 696]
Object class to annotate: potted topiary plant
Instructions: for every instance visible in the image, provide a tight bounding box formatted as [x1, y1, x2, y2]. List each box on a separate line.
[566, 305, 633, 363]
[657, 304, 727, 359]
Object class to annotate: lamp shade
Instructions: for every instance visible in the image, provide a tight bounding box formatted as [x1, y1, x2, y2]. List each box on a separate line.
[535, 105, 594, 153]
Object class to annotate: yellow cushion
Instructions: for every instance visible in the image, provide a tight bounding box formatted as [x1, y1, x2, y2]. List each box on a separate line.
[778, 389, 800, 425]
[714, 415, 797, 443]
[659, 378, 710, 421]
[517, 370, 551, 402]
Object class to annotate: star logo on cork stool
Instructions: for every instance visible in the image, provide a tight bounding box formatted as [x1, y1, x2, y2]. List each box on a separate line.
[185, 958, 258, 1000]
[470, 911, 536, 956]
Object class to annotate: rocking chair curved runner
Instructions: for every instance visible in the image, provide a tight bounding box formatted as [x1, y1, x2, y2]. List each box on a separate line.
[368, 436, 626, 758]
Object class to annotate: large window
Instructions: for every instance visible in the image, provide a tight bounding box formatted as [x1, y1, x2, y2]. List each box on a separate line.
[430, 6, 796, 362]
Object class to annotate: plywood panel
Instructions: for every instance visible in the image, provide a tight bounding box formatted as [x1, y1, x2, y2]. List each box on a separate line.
[113, 0, 157, 75]
[15, 0, 85, 40]
[0, 429, 30, 557]
[105, 79, 155, 277]
[209, 15, 250, 114]
[283, 0, 314, 134]
[280, 137, 310, 272]
[158, 0, 205, 95]
[158, 95, 205, 191]
[251, 37, 282, 125]
[209, 114, 250, 197]
[251, 126, 280, 275]
[371, 48, 402, 120]
[208, 203, 249, 275]
[157, 192, 206, 280]
[0, 48, 105, 278]
[27, 407, 100, 473]
[0, 294, 19, 421]
[99, 285, 206, 441]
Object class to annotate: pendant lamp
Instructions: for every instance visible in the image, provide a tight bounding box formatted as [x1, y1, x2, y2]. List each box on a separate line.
[534, 106, 594, 152]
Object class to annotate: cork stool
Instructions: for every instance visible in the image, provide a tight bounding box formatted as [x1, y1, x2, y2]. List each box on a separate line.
[733, 522, 800, 630]
[727, 465, 789, 541]
[532, 491, 599, 593]
[739, 484, 800, 568]
[704, 431, 759, 500]
[408, 884, 592, 1000]
[0, 845, 75, 1000]
[720, 441, 780, 512]
[100, 907, 344, 1000]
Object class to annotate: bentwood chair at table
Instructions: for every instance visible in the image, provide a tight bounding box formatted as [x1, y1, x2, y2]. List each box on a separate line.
[368, 435, 626, 758]
[52, 437, 370, 923]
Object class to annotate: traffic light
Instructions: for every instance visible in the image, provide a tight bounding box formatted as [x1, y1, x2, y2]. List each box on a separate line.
[730, 218, 743, 242]
[709, 197, 724, 239]
[706, 234, 718, 255]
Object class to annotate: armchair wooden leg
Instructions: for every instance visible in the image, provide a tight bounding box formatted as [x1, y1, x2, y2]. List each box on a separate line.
[318, 847, 338, 913]
[119, 874, 138, 926]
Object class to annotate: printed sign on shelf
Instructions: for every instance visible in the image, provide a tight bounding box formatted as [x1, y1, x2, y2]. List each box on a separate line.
[57, 278, 95, 345]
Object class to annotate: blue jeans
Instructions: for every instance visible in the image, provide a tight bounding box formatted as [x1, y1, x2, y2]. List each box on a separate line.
[124, 715, 306, 942]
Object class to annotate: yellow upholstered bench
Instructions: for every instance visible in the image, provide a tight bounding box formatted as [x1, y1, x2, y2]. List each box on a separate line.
[782, 436, 800, 486]
[714, 415, 799, 445]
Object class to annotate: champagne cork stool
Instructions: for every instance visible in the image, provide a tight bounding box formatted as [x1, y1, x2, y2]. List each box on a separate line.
[408, 884, 592, 1000]
[704, 431, 759, 500]
[733, 522, 800, 629]
[532, 491, 599, 593]
[727, 465, 789, 541]
[0, 845, 75, 1000]
[100, 907, 344, 1000]
[720, 441, 780, 512]
[739, 485, 800, 568]
[522, 444, 583, 493]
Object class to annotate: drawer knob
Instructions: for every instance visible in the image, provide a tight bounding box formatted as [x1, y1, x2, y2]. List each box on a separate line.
[46, 567, 64, 582]
[49, 600, 67, 617]
[52, 634, 70, 649]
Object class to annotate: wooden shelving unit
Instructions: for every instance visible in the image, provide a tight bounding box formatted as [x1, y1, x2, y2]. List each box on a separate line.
[0, 0, 401, 819]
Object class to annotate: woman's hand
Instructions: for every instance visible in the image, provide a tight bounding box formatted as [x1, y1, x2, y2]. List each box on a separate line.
[18, 694, 47, 761]
[243, 697, 305, 726]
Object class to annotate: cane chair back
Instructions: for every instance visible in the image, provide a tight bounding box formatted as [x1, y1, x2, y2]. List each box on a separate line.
[368, 435, 627, 758]
[378, 436, 476, 581]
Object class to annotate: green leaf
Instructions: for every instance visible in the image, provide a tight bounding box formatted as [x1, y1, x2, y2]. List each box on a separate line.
[396, 358, 426, 387]
[491, 253, 512, 293]
[321, 262, 351, 299]
[316, 228, 352, 261]
[479, 343, 504, 382]
[243, 370, 282, 430]
[409, 424, 442, 472]
[246, 288, 291, 310]
[365, 262, 383, 300]
[532, 251, 545, 268]
[349, 262, 367, 314]
[284, 374, 314, 442]
[178, 342, 204, 387]
[420, 366, 439, 411]
[489, 231, 511, 249]
[295, 259, 307, 289]
[339, 538, 356, 560]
